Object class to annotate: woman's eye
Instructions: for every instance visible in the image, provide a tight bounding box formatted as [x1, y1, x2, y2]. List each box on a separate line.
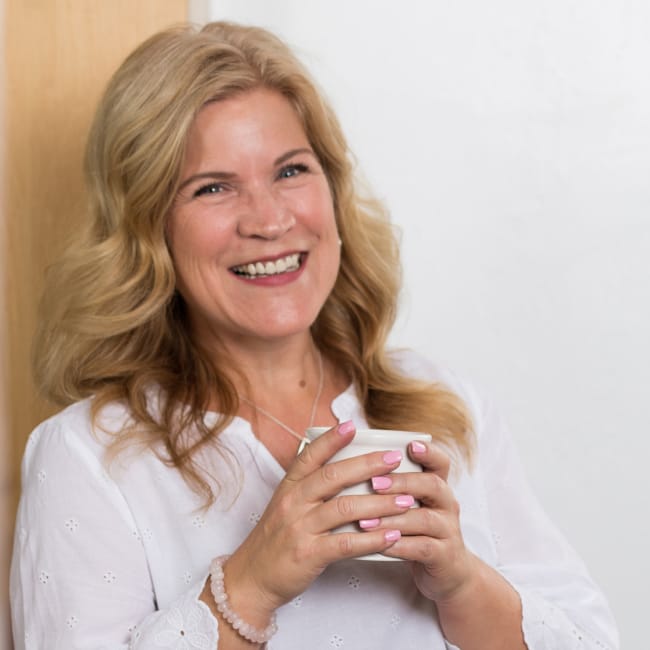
[193, 182, 225, 198]
[278, 163, 308, 179]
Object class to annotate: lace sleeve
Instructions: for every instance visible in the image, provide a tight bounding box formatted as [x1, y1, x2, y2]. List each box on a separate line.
[129, 579, 217, 649]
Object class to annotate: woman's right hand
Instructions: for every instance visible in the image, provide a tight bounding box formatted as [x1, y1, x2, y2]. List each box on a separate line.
[213, 420, 412, 626]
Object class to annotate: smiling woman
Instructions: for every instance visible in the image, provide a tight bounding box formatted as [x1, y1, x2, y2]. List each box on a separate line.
[9, 20, 618, 650]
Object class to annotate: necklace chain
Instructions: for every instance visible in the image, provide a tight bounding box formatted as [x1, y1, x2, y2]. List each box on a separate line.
[239, 349, 324, 445]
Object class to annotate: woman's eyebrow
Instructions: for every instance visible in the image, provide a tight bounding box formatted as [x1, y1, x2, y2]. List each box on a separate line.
[274, 147, 316, 165]
[178, 148, 316, 191]
[178, 170, 237, 192]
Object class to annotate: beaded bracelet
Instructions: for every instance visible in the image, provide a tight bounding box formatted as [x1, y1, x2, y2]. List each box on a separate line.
[209, 555, 278, 645]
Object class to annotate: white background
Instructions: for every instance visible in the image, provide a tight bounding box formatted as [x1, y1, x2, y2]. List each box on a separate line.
[190, 1, 649, 646]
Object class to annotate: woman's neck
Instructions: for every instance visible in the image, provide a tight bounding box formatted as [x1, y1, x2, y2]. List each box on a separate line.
[221, 334, 322, 401]
[213, 334, 344, 469]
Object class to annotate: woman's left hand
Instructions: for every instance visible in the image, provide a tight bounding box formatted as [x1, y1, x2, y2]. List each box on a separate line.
[369, 440, 477, 603]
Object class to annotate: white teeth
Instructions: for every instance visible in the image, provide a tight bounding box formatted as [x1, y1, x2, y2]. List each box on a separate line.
[233, 253, 301, 278]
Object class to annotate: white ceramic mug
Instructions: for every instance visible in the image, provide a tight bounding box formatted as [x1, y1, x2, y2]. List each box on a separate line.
[305, 427, 431, 561]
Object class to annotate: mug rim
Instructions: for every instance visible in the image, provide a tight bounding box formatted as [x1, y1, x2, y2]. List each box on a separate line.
[305, 427, 432, 444]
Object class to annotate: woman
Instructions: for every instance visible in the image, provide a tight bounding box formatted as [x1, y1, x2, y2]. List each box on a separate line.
[11, 21, 618, 650]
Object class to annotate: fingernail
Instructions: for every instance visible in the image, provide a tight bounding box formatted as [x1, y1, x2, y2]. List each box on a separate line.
[384, 529, 401, 543]
[382, 450, 402, 465]
[371, 476, 392, 490]
[359, 518, 381, 529]
[395, 494, 415, 508]
[337, 420, 355, 436]
[410, 441, 427, 454]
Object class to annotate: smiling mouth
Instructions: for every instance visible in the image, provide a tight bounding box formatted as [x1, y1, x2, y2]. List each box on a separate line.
[231, 253, 303, 278]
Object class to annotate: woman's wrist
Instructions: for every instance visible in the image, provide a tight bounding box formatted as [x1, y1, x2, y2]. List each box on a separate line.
[433, 552, 483, 607]
[434, 557, 525, 650]
[206, 555, 279, 645]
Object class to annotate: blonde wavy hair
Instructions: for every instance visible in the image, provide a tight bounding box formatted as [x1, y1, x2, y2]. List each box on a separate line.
[34, 21, 473, 503]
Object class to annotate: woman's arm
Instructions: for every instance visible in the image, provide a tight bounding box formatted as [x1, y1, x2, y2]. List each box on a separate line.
[195, 420, 411, 649]
[10, 406, 218, 649]
[472, 391, 620, 649]
[371, 372, 619, 650]
[12, 407, 422, 649]
[435, 554, 525, 649]
[371, 440, 527, 650]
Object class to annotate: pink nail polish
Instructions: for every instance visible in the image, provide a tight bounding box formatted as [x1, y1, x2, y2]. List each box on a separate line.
[359, 518, 381, 529]
[410, 441, 427, 454]
[382, 450, 402, 465]
[395, 494, 415, 508]
[337, 420, 355, 436]
[384, 529, 401, 543]
[371, 476, 392, 490]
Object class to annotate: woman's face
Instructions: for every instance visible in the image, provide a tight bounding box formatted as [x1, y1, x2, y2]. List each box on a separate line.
[167, 88, 340, 350]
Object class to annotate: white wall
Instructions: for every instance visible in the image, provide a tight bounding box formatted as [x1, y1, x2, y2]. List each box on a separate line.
[190, 1, 649, 646]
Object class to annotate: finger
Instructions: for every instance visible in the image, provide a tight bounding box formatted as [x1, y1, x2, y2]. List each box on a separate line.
[305, 492, 417, 533]
[315, 527, 403, 564]
[380, 535, 446, 564]
[408, 440, 451, 481]
[370, 471, 457, 511]
[369, 505, 454, 539]
[300, 448, 404, 502]
[284, 420, 356, 483]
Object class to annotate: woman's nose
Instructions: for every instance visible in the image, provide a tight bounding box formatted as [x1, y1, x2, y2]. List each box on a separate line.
[237, 186, 295, 239]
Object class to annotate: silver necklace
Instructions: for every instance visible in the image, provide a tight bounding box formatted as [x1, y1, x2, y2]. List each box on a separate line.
[239, 349, 323, 451]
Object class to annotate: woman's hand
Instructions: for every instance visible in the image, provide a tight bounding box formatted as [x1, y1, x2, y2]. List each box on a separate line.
[218, 421, 415, 625]
[363, 441, 528, 650]
[366, 440, 477, 603]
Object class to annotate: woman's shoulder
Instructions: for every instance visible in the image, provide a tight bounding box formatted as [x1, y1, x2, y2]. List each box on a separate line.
[34, 397, 134, 435]
[22, 397, 135, 468]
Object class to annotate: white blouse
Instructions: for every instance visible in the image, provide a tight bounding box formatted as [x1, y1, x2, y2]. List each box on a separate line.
[10, 352, 619, 649]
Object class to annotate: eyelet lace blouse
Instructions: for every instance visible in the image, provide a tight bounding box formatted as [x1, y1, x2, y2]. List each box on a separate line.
[10, 351, 619, 649]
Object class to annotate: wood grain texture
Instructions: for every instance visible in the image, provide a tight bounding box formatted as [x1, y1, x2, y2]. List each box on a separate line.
[1, 2, 188, 646]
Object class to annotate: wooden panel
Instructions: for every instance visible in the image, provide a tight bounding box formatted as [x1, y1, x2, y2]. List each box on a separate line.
[1, 1, 188, 646]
